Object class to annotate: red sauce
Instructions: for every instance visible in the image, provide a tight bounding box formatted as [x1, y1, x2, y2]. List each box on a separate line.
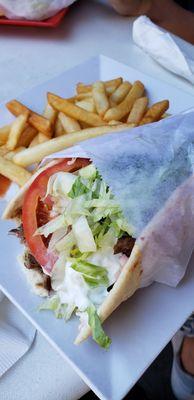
[0, 174, 11, 197]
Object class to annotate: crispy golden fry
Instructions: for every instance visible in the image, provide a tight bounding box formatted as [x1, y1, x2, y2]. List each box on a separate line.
[54, 117, 65, 137]
[6, 100, 52, 137]
[43, 102, 58, 125]
[127, 97, 148, 124]
[6, 99, 28, 116]
[36, 102, 58, 139]
[75, 98, 96, 113]
[139, 100, 169, 125]
[104, 81, 145, 122]
[79, 121, 91, 129]
[0, 156, 31, 186]
[108, 120, 121, 126]
[48, 93, 104, 127]
[92, 81, 109, 117]
[76, 78, 123, 95]
[161, 112, 171, 119]
[18, 125, 37, 147]
[29, 135, 40, 148]
[69, 92, 92, 102]
[38, 133, 49, 144]
[6, 113, 28, 151]
[0, 124, 11, 144]
[109, 81, 132, 106]
[29, 113, 52, 136]
[13, 124, 135, 167]
[0, 146, 9, 157]
[58, 112, 81, 133]
[5, 147, 25, 161]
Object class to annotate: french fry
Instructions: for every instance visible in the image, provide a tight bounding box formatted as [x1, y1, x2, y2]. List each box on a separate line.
[0, 146, 9, 157]
[104, 81, 145, 122]
[58, 112, 81, 133]
[18, 125, 37, 147]
[109, 81, 132, 106]
[0, 156, 31, 186]
[6, 100, 52, 136]
[13, 124, 135, 167]
[79, 121, 91, 129]
[0, 124, 11, 144]
[48, 93, 105, 127]
[43, 102, 58, 125]
[161, 112, 171, 119]
[76, 78, 123, 95]
[92, 81, 109, 117]
[139, 100, 169, 125]
[108, 120, 121, 126]
[54, 117, 65, 137]
[29, 135, 40, 148]
[6, 113, 28, 151]
[5, 147, 25, 161]
[127, 97, 148, 124]
[6, 99, 28, 116]
[69, 92, 92, 102]
[36, 102, 58, 139]
[75, 99, 96, 113]
[38, 133, 49, 144]
[29, 113, 52, 136]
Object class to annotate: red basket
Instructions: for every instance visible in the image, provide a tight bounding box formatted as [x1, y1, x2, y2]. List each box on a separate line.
[0, 8, 68, 28]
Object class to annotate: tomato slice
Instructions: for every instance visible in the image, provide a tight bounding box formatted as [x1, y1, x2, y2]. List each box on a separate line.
[22, 158, 90, 275]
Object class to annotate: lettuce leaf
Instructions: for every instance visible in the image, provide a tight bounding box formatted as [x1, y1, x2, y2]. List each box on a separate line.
[38, 295, 75, 320]
[71, 259, 109, 288]
[78, 164, 97, 180]
[68, 177, 89, 198]
[35, 215, 66, 237]
[87, 305, 111, 349]
[55, 230, 76, 253]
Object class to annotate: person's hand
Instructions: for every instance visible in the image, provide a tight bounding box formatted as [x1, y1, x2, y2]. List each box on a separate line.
[181, 337, 194, 376]
[108, 0, 151, 16]
[108, 0, 194, 45]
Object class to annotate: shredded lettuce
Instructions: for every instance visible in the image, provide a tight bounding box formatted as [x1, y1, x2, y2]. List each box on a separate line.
[35, 215, 66, 237]
[72, 216, 96, 253]
[48, 228, 67, 251]
[78, 164, 97, 180]
[96, 228, 117, 249]
[38, 295, 75, 320]
[46, 172, 76, 198]
[87, 305, 111, 349]
[55, 230, 76, 254]
[38, 295, 65, 318]
[37, 163, 133, 349]
[68, 176, 89, 199]
[71, 259, 109, 288]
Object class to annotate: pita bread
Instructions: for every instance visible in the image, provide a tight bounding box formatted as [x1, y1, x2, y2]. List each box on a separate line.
[2, 158, 143, 345]
[2, 160, 61, 220]
[75, 244, 142, 344]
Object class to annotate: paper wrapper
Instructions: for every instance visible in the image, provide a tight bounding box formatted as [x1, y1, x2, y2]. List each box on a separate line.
[0, 0, 76, 20]
[42, 108, 194, 289]
[133, 16, 194, 84]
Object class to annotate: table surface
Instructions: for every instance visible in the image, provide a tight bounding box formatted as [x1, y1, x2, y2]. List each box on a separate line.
[0, 0, 193, 106]
[0, 1, 194, 399]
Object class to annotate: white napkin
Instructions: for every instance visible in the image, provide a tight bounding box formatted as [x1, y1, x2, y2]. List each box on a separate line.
[0, 296, 89, 399]
[0, 0, 76, 21]
[132, 15, 194, 84]
[0, 291, 36, 378]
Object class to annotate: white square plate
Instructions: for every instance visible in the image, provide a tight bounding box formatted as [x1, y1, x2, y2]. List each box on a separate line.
[0, 56, 194, 400]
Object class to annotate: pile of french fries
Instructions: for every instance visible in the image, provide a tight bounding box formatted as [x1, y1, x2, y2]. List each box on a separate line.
[0, 77, 169, 188]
